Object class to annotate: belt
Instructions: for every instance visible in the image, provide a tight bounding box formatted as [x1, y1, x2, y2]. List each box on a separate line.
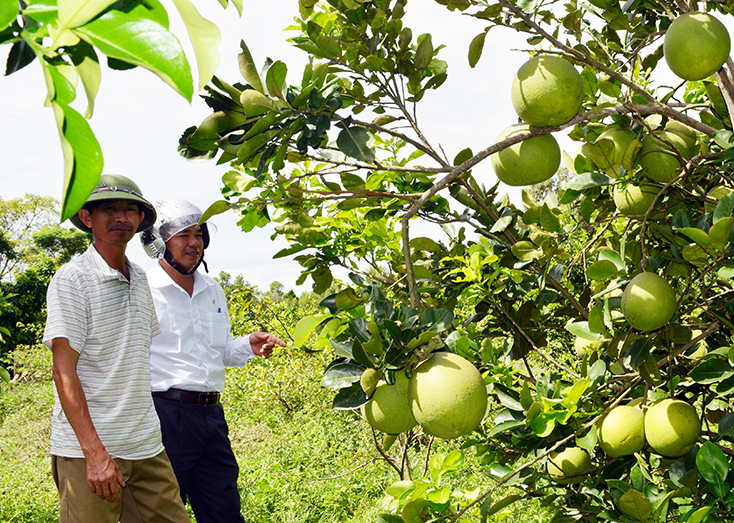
[152, 388, 221, 406]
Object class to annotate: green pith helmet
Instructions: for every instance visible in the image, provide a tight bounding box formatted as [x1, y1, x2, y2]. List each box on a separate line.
[69, 174, 157, 233]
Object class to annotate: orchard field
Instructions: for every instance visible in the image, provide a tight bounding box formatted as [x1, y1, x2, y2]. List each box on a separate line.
[3, 0, 734, 522]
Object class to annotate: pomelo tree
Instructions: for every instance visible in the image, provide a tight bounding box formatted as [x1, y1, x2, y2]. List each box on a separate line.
[179, 0, 734, 521]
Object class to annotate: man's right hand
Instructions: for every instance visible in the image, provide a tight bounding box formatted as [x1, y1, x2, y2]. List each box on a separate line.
[86, 448, 126, 502]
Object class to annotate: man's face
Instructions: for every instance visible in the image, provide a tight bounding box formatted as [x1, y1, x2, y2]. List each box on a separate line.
[78, 200, 144, 246]
[165, 224, 204, 272]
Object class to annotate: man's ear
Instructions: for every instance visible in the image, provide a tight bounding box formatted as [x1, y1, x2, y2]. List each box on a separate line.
[77, 208, 93, 229]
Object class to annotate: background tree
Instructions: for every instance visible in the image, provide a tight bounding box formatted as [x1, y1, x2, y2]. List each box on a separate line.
[0, 196, 89, 372]
[179, 0, 734, 521]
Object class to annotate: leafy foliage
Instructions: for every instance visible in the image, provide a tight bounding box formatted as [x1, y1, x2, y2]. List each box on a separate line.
[182, 0, 734, 521]
[1, 0, 234, 220]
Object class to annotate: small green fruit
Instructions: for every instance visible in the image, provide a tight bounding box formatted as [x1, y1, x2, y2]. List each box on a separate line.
[361, 371, 417, 434]
[613, 184, 660, 216]
[408, 352, 488, 439]
[547, 447, 592, 484]
[621, 272, 676, 331]
[598, 406, 646, 458]
[644, 399, 701, 457]
[491, 123, 561, 187]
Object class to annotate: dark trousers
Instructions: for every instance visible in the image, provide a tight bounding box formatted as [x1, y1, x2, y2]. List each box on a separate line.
[153, 395, 245, 523]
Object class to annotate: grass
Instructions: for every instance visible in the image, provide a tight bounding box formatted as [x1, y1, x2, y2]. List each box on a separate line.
[0, 342, 552, 523]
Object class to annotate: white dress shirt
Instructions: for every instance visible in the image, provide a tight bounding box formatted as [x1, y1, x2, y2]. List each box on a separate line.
[147, 263, 254, 393]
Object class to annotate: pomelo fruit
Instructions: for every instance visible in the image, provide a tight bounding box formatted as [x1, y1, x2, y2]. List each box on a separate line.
[597, 406, 646, 458]
[621, 272, 676, 331]
[408, 352, 487, 439]
[613, 183, 660, 216]
[639, 131, 689, 183]
[644, 398, 701, 457]
[665, 120, 698, 150]
[595, 128, 637, 178]
[491, 123, 561, 186]
[547, 447, 592, 484]
[511, 55, 584, 127]
[664, 12, 731, 81]
[361, 371, 417, 434]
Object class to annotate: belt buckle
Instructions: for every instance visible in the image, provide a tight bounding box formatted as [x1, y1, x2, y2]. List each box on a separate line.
[198, 392, 219, 406]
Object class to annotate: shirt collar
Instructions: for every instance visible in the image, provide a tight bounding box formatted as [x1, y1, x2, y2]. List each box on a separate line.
[148, 261, 217, 297]
[85, 244, 141, 284]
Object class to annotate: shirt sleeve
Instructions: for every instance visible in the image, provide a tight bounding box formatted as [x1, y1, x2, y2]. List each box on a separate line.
[223, 333, 254, 367]
[43, 270, 89, 354]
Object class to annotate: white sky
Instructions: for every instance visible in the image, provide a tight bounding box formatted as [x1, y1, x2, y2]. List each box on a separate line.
[1, 2, 731, 291]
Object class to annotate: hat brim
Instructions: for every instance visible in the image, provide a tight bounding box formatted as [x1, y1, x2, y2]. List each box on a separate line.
[69, 193, 157, 234]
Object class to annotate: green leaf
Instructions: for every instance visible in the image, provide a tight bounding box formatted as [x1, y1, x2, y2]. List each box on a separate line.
[239, 89, 275, 117]
[316, 35, 341, 59]
[58, 0, 118, 28]
[540, 203, 560, 232]
[566, 172, 611, 192]
[200, 200, 230, 223]
[337, 127, 375, 163]
[54, 102, 104, 222]
[599, 248, 624, 270]
[713, 192, 734, 223]
[586, 259, 618, 281]
[414, 33, 433, 69]
[401, 498, 429, 523]
[709, 217, 734, 251]
[332, 381, 369, 409]
[75, 2, 193, 101]
[293, 313, 332, 347]
[238, 39, 264, 93]
[0, 0, 17, 29]
[170, 0, 221, 92]
[689, 358, 734, 384]
[675, 227, 711, 250]
[624, 337, 652, 370]
[485, 494, 523, 517]
[265, 60, 288, 100]
[68, 40, 101, 118]
[222, 171, 257, 194]
[696, 442, 729, 496]
[0, 366, 9, 384]
[511, 241, 540, 261]
[686, 506, 713, 523]
[618, 490, 653, 521]
[468, 30, 487, 68]
[321, 362, 363, 389]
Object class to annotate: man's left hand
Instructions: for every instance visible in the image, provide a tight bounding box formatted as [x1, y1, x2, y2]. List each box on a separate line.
[249, 331, 286, 358]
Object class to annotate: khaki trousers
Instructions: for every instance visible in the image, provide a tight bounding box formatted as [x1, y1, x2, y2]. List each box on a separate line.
[52, 450, 190, 523]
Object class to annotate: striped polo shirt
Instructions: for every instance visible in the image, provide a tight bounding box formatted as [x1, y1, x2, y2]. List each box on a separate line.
[44, 245, 163, 460]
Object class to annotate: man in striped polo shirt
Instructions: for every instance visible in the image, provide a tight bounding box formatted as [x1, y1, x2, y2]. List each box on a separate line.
[44, 175, 189, 523]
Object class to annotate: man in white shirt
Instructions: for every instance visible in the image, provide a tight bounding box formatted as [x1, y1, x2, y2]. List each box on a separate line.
[44, 175, 189, 523]
[141, 198, 285, 523]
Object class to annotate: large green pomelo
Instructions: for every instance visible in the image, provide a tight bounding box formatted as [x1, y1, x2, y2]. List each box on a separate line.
[664, 12, 731, 81]
[621, 272, 676, 331]
[491, 123, 561, 187]
[547, 447, 592, 484]
[408, 352, 487, 439]
[511, 55, 584, 126]
[639, 131, 689, 183]
[613, 183, 660, 216]
[595, 128, 637, 178]
[665, 120, 698, 150]
[361, 371, 417, 434]
[644, 398, 701, 457]
[598, 406, 646, 458]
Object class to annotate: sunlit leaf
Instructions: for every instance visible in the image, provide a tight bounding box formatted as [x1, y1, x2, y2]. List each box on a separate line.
[58, 0, 117, 28]
[75, 3, 193, 101]
[170, 0, 221, 91]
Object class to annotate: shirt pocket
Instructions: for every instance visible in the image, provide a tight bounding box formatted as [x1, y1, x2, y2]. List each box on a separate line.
[208, 312, 229, 349]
